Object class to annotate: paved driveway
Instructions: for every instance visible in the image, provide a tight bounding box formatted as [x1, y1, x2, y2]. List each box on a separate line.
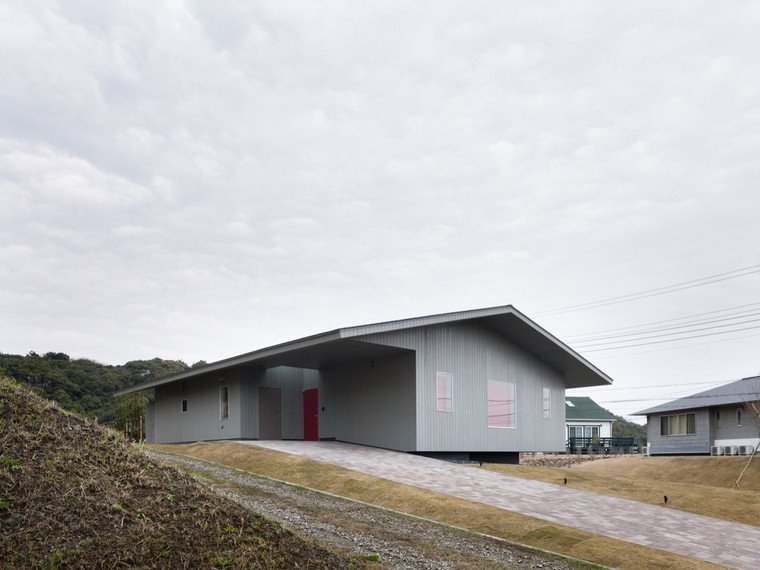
[244, 440, 760, 569]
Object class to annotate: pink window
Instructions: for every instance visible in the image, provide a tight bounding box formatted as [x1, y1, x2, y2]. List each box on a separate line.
[488, 380, 515, 428]
[436, 372, 453, 411]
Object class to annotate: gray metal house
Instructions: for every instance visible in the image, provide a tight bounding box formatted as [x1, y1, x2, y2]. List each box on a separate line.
[117, 305, 613, 462]
[634, 376, 760, 456]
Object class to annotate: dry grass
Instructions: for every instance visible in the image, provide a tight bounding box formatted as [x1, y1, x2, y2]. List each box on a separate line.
[150, 442, 727, 570]
[0, 378, 359, 569]
[487, 455, 760, 526]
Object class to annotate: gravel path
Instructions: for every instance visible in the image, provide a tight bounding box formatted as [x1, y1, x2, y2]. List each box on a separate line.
[148, 451, 586, 569]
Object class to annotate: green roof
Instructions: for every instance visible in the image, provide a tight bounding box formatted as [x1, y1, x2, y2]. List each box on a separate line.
[565, 397, 616, 421]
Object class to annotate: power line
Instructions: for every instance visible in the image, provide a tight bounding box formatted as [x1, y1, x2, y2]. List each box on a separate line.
[535, 264, 760, 317]
[563, 302, 760, 342]
[579, 329, 760, 360]
[577, 322, 760, 352]
[571, 315, 760, 350]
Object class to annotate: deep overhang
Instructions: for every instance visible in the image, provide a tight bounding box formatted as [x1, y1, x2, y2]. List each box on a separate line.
[115, 305, 613, 396]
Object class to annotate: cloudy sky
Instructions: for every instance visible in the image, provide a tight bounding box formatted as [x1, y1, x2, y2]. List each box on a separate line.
[2, 1, 759, 421]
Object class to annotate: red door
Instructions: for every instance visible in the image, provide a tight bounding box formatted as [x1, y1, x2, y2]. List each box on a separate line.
[303, 388, 319, 441]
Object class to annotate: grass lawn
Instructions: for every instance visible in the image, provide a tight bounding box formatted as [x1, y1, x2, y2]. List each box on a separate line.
[149, 442, 742, 569]
[489, 455, 760, 526]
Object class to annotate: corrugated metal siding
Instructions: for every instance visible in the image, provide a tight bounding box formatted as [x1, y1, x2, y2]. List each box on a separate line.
[238, 367, 263, 439]
[261, 367, 318, 439]
[237, 366, 319, 440]
[152, 371, 241, 443]
[361, 321, 567, 453]
[321, 351, 415, 451]
[648, 409, 710, 454]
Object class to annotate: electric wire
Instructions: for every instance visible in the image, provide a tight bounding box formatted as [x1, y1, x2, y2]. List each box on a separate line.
[571, 315, 760, 349]
[563, 302, 760, 342]
[534, 264, 760, 317]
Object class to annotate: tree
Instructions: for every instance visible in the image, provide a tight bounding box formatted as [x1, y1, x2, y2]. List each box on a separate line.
[735, 382, 760, 489]
[612, 414, 647, 445]
[114, 392, 148, 441]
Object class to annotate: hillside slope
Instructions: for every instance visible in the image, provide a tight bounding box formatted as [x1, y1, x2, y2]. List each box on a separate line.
[0, 377, 360, 569]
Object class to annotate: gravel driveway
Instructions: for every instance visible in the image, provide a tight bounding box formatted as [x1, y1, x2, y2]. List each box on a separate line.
[148, 450, 586, 569]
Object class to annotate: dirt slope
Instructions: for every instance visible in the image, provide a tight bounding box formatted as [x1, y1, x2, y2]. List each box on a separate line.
[0, 378, 360, 569]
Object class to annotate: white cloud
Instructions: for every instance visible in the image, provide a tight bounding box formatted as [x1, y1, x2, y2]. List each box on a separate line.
[1, 1, 760, 419]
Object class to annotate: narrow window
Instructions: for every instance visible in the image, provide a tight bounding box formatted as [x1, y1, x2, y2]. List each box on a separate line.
[181, 399, 188, 413]
[220, 386, 229, 420]
[436, 372, 453, 412]
[660, 416, 669, 436]
[716, 409, 720, 427]
[687, 413, 696, 434]
[542, 388, 551, 419]
[487, 380, 515, 428]
[737, 408, 743, 427]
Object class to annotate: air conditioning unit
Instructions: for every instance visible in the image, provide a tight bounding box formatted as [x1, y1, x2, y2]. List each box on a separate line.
[742, 445, 756, 455]
[711, 446, 723, 456]
[727, 446, 739, 456]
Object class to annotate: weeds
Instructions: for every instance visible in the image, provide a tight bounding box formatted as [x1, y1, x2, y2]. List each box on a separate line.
[0, 377, 362, 569]
[2, 455, 21, 470]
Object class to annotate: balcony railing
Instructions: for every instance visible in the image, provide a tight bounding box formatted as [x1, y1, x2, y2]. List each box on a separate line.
[566, 437, 639, 454]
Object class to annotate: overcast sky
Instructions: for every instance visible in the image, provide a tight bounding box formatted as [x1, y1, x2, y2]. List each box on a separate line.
[2, 1, 759, 422]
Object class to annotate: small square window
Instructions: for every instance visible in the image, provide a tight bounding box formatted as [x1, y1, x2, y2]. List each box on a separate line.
[181, 399, 188, 413]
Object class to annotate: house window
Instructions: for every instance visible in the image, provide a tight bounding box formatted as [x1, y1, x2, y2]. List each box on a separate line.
[542, 388, 551, 420]
[737, 408, 743, 427]
[487, 380, 515, 428]
[660, 413, 696, 436]
[436, 372, 453, 412]
[181, 399, 188, 413]
[220, 386, 229, 420]
[568, 425, 599, 439]
[716, 409, 720, 427]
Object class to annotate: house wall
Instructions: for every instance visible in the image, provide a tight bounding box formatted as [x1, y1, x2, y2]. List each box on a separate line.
[647, 409, 710, 454]
[151, 370, 242, 443]
[149, 365, 318, 443]
[711, 404, 760, 447]
[319, 351, 416, 451]
[361, 321, 567, 453]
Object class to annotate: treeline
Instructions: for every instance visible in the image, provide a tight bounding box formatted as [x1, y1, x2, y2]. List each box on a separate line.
[0, 351, 206, 426]
[612, 413, 648, 445]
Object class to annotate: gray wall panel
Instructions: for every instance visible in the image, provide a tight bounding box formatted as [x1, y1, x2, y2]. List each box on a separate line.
[647, 409, 710, 454]
[713, 405, 758, 441]
[152, 371, 241, 443]
[321, 351, 415, 450]
[360, 322, 567, 453]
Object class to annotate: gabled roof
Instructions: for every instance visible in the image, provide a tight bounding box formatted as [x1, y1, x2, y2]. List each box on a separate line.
[565, 397, 616, 421]
[116, 305, 614, 396]
[634, 375, 760, 416]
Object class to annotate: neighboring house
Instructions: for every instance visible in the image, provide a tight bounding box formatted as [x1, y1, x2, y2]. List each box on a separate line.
[117, 305, 613, 463]
[634, 375, 760, 456]
[565, 396, 615, 443]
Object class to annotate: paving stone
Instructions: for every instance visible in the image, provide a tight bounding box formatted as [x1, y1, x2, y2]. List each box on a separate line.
[246, 440, 760, 569]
